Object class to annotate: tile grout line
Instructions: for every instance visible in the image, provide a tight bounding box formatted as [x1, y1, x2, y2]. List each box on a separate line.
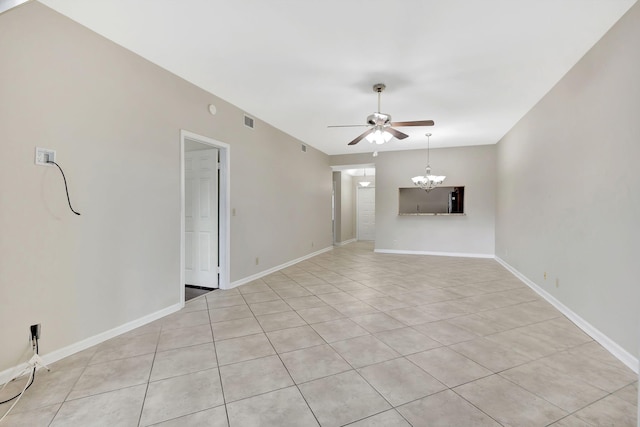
[45, 336, 134, 426]
[24, 242, 635, 426]
[207, 293, 233, 427]
[448, 386, 507, 426]
[136, 321, 162, 427]
[245, 287, 324, 427]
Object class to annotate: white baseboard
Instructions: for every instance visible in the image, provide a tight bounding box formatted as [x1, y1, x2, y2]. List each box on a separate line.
[229, 246, 334, 289]
[0, 303, 182, 384]
[375, 248, 495, 259]
[335, 238, 357, 246]
[495, 257, 638, 374]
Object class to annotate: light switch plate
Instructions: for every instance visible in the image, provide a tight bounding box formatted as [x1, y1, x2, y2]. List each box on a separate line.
[35, 147, 56, 166]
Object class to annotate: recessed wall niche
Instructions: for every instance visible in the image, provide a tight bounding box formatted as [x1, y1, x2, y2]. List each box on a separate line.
[398, 186, 465, 215]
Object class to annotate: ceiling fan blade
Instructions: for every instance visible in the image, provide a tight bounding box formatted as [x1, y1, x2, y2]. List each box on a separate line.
[328, 124, 369, 128]
[348, 128, 374, 145]
[386, 127, 409, 140]
[390, 120, 435, 127]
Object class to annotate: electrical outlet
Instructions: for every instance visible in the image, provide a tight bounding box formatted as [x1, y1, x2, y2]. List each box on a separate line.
[35, 147, 56, 166]
[311, 241, 314, 248]
[30, 324, 41, 340]
[255, 257, 259, 265]
[544, 272, 547, 280]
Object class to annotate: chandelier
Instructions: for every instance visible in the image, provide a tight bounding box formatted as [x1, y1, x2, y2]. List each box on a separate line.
[411, 133, 446, 192]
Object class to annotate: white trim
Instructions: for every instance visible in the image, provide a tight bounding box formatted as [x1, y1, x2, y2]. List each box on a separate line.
[330, 163, 375, 172]
[375, 249, 495, 259]
[0, 303, 181, 384]
[230, 246, 334, 289]
[495, 256, 639, 374]
[180, 130, 231, 298]
[335, 238, 357, 246]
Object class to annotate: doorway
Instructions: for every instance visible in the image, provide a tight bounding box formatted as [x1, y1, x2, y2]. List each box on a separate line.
[330, 164, 376, 245]
[180, 130, 230, 305]
[184, 147, 218, 299]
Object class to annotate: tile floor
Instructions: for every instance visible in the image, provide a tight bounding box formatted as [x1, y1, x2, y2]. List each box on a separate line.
[1, 242, 637, 426]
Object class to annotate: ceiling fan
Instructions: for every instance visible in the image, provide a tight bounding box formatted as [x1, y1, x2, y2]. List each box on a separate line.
[329, 83, 434, 146]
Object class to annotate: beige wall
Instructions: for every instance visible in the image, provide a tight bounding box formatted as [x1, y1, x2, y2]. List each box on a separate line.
[0, 3, 331, 372]
[340, 173, 355, 242]
[496, 2, 639, 359]
[332, 146, 496, 256]
[332, 171, 341, 243]
[375, 146, 495, 255]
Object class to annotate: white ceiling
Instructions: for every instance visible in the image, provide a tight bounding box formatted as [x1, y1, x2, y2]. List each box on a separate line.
[39, 0, 635, 155]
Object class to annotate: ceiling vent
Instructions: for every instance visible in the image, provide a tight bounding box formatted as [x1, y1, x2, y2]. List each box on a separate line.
[301, 144, 307, 153]
[243, 114, 255, 129]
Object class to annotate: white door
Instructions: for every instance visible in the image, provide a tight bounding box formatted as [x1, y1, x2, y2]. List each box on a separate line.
[357, 187, 375, 241]
[185, 148, 219, 288]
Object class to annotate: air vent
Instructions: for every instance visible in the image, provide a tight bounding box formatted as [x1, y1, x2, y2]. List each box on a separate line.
[244, 114, 255, 129]
[301, 144, 307, 153]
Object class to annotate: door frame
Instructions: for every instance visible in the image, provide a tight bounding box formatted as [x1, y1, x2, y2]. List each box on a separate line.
[180, 130, 230, 305]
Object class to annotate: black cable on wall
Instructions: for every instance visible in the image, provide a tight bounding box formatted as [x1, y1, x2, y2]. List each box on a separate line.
[47, 160, 81, 215]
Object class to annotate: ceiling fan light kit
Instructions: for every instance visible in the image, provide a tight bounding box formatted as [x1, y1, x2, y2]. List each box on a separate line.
[329, 83, 434, 147]
[412, 133, 446, 192]
[365, 126, 393, 144]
